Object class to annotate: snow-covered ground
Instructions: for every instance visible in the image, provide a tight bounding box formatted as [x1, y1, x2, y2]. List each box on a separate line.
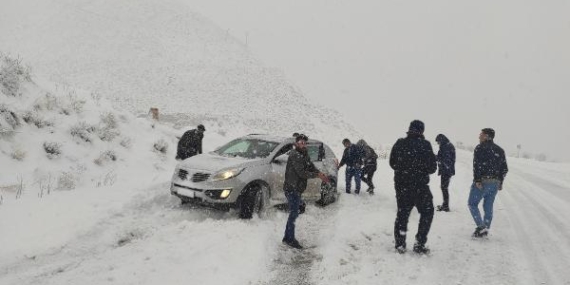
[2, 118, 570, 285]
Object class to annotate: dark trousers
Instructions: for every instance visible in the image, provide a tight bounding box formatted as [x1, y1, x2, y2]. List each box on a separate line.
[440, 175, 451, 207]
[361, 165, 377, 188]
[284, 191, 301, 242]
[345, 167, 362, 193]
[394, 183, 434, 248]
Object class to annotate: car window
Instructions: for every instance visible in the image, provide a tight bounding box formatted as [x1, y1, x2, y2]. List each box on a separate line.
[307, 144, 323, 162]
[214, 138, 279, 159]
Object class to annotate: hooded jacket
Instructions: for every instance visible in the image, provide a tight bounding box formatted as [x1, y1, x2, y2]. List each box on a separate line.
[435, 134, 456, 176]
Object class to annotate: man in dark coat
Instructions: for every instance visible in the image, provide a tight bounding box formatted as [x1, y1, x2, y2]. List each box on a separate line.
[468, 128, 508, 238]
[283, 134, 329, 249]
[338, 138, 364, 194]
[435, 134, 456, 212]
[389, 120, 437, 254]
[357, 139, 378, 194]
[176, 124, 205, 160]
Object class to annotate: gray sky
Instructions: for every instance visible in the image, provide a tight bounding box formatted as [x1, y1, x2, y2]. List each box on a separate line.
[189, 0, 570, 161]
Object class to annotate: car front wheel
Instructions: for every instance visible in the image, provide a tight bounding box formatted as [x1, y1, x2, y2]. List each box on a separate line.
[239, 184, 267, 219]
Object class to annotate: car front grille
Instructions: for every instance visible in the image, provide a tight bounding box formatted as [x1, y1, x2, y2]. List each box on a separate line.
[178, 169, 189, 180]
[191, 173, 210, 182]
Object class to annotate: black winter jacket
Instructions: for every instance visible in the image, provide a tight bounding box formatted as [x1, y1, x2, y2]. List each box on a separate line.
[473, 140, 508, 183]
[283, 148, 319, 194]
[436, 135, 456, 176]
[176, 129, 203, 160]
[389, 134, 437, 185]
[339, 144, 364, 168]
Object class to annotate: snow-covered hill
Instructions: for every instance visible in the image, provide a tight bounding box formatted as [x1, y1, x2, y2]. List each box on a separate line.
[0, 0, 360, 142]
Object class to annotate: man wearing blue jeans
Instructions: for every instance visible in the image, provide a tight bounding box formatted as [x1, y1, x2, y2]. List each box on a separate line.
[338, 138, 364, 194]
[468, 128, 508, 238]
[282, 134, 329, 249]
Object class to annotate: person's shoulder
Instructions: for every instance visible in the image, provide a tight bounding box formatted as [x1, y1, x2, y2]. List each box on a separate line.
[492, 143, 505, 153]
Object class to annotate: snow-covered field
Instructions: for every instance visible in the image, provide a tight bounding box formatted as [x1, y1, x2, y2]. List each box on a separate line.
[2, 121, 570, 285]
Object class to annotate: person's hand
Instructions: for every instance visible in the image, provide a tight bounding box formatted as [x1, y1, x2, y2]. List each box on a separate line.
[318, 172, 330, 184]
[498, 182, 503, 191]
[475, 182, 483, 189]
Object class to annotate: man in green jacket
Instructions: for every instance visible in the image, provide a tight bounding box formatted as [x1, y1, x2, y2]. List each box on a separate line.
[282, 134, 329, 249]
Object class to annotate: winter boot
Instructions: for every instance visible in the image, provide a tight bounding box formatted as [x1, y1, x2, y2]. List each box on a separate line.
[413, 243, 430, 255]
[395, 246, 406, 254]
[436, 205, 450, 212]
[472, 226, 488, 238]
[299, 201, 306, 214]
[282, 238, 303, 249]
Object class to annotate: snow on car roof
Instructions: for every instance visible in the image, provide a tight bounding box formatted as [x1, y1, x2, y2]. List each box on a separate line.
[245, 134, 322, 144]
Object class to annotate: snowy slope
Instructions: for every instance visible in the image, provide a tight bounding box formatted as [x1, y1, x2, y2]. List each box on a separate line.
[0, 0, 360, 141]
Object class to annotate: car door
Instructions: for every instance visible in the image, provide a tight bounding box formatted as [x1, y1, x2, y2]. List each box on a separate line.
[269, 143, 293, 199]
[305, 143, 325, 197]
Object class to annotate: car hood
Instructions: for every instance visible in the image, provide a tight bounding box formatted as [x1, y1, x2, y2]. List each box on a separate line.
[177, 152, 264, 172]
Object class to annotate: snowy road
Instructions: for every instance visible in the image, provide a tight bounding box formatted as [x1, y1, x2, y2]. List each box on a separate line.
[1, 152, 569, 285]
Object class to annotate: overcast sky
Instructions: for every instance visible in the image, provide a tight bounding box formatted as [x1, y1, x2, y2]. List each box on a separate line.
[189, 0, 570, 161]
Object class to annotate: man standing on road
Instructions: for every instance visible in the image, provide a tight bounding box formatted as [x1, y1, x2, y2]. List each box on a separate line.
[389, 120, 437, 254]
[435, 134, 456, 212]
[468, 128, 508, 238]
[282, 134, 329, 249]
[338, 139, 364, 194]
[176, 124, 205, 160]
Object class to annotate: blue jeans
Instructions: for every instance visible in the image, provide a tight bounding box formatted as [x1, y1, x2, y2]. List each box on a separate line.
[284, 191, 301, 242]
[468, 181, 499, 229]
[345, 167, 362, 192]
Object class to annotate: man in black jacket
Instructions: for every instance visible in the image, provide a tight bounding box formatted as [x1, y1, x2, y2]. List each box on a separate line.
[176, 124, 205, 160]
[282, 134, 329, 249]
[468, 128, 508, 238]
[435, 134, 456, 212]
[389, 120, 437, 254]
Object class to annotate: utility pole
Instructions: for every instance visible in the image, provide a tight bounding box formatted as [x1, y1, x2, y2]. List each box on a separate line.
[517, 144, 521, 158]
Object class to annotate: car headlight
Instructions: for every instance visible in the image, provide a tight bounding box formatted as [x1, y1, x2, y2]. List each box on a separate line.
[211, 168, 245, 181]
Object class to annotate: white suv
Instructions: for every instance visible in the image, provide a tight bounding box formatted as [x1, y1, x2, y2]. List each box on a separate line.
[170, 134, 339, 218]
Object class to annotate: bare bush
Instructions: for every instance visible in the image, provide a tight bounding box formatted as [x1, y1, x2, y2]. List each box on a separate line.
[70, 121, 95, 143]
[94, 170, 117, 187]
[33, 92, 59, 111]
[11, 149, 26, 161]
[97, 112, 120, 141]
[37, 174, 54, 198]
[57, 172, 76, 190]
[16, 174, 24, 199]
[94, 150, 117, 165]
[120, 137, 132, 149]
[22, 110, 52, 128]
[0, 104, 20, 130]
[0, 54, 31, 97]
[66, 91, 86, 114]
[43, 141, 62, 159]
[153, 139, 168, 154]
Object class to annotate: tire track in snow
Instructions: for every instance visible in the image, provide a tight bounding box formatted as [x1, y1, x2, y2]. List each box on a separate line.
[261, 202, 339, 285]
[501, 173, 570, 285]
[0, 182, 235, 285]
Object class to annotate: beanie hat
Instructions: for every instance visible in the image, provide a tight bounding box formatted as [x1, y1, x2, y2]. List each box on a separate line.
[407, 120, 425, 135]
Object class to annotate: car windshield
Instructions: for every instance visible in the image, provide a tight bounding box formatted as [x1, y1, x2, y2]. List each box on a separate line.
[213, 138, 280, 159]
